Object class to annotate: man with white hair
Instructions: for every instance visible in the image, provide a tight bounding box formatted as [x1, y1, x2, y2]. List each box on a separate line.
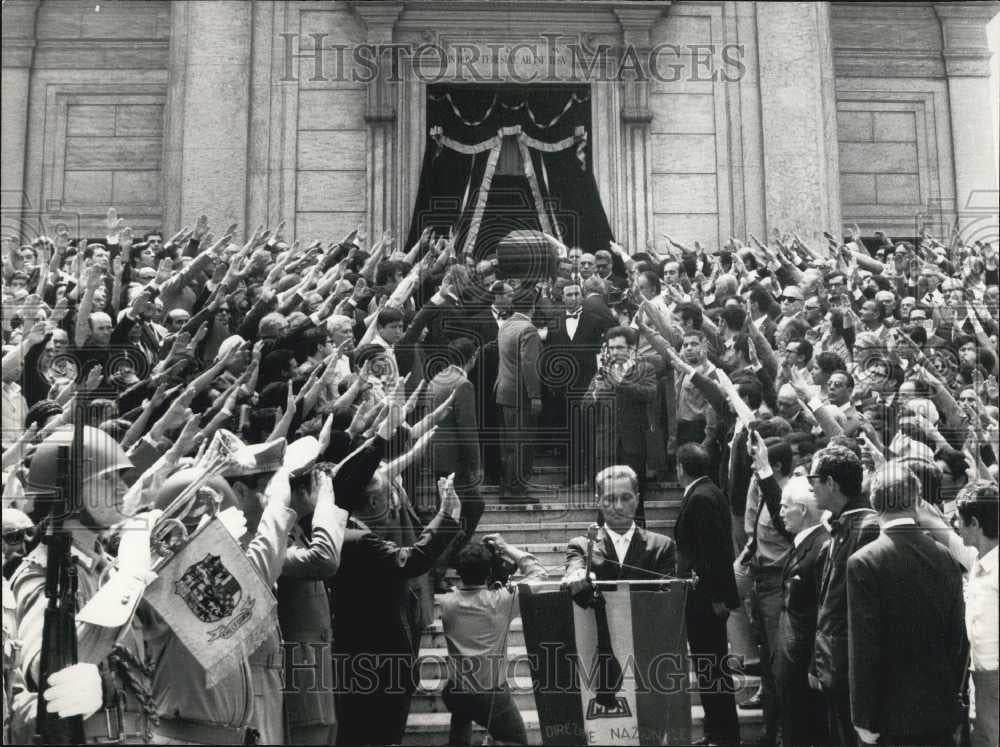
[775, 384, 814, 435]
[775, 476, 830, 747]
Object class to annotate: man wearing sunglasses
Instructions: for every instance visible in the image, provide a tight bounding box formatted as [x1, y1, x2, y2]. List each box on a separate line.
[805, 444, 880, 746]
[775, 286, 806, 349]
[1, 509, 33, 579]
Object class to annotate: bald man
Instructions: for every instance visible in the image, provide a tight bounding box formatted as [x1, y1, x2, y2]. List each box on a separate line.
[775, 476, 830, 747]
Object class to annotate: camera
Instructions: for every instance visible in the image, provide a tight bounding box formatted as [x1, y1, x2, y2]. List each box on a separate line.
[483, 537, 516, 587]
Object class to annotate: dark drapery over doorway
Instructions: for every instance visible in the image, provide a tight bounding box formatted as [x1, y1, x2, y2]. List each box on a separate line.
[406, 84, 613, 258]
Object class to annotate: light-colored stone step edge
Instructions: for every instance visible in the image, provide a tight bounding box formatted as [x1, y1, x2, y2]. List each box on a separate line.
[474, 520, 675, 532]
[476, 499, 682, 511]
[410, 672, 761, 694]
[406, 705, 764, 730]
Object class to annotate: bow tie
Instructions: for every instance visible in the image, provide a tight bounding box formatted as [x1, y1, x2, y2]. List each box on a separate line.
[566, 309, 582, 319]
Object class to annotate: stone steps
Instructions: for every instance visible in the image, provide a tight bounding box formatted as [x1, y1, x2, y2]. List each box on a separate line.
[400, 479, 769, 745]
[469, 520, 676, 545]
[403, 706, 765, 745]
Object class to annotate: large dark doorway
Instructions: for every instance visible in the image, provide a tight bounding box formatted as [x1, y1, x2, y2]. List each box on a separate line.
[406, 83, 613, 257]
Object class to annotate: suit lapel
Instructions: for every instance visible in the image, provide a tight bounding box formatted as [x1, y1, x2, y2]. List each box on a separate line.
[619, 528, 647, 578]
[601, 532, 618, 578]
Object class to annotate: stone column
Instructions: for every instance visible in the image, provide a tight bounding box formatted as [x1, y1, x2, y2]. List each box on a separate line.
[354, 3, 403, 238]
[756, 2, 842, 237]
[935, 3, 999, 218]
[614, 6, 666, 253]
[1, 0, 39, 225]
[163, 1, 252, 231]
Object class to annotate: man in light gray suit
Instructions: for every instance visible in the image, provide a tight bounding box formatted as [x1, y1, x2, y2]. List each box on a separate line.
[495, 289, 542, 503]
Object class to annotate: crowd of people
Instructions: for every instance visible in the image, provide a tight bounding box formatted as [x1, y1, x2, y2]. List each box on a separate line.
[0, 205, 998, 746]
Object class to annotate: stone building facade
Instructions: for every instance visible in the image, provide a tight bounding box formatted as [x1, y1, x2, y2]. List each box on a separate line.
[2, 0, 997, 246]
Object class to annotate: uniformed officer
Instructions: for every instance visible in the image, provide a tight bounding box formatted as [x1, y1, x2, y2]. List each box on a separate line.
[143, 440, 298, 745]
[12, 425, 159, 744]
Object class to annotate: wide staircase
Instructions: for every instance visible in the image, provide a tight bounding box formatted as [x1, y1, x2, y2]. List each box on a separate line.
[403, 457, 765, 745]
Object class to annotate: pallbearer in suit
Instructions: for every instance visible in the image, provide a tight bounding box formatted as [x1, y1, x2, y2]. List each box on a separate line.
[461, 281, 512, 486]
[428, 337, 485, 591]
[542, 282, 613, 484]
[561, 465, 676, 592]
[847, 463, 966, 747]
[674, 444, 741, 747]
[494, 290, 543, 502]
[775, 476, 830, 747]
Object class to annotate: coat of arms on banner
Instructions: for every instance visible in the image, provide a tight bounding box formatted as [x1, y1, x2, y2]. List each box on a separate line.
[144, 518, 277, 688]
[175, 554, 241, 622]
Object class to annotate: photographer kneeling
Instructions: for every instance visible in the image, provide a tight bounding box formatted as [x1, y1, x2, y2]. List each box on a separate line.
[438, 534, 548, 746]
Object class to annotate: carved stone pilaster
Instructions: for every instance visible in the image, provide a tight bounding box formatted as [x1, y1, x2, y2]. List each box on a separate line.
[933, 3, 1000, 203]
[934, 3, 995, 78]
[2, 0, 40, 217]
[353, 2, 403, 235]
[613, 4, 668, 252]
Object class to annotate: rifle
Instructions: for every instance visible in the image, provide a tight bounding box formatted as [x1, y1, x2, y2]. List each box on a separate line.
[34, 413, 86, 745]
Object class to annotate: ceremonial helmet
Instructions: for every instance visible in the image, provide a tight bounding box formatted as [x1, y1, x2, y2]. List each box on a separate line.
[25, 425, 133, 526]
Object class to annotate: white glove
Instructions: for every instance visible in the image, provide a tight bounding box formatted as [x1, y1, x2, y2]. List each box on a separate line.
[855, 726, 879, 744]
[44, 663, 103, 720]
[116, 509, 163, 576]
[77, 510, 162, 628]
[215, 506, 248, 541]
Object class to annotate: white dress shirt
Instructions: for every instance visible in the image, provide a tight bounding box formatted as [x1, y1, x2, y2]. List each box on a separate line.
[793, 523, 824, 548]
[565, 310, 581, 340]
[966, 546, 999, 671]
[881, 517, 917, 531]
[604, 523, 637, 562]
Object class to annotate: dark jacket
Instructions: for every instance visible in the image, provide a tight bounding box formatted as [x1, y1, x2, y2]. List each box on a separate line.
[847, 525, 966, 738]
[581, 293, 617, 329]
[674, 477, 739, 609]
[588, 359, 659, 455]
[810, 501, 880, 691]
[564, 525, 676, 584]
[331, 511, 459, 658]
[543, 309, 613, 393]
[776, 524, 830, 675]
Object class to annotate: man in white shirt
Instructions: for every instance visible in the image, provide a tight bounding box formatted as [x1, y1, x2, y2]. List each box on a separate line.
[561, 465, 676, 589]
[955, 481, 999, 747]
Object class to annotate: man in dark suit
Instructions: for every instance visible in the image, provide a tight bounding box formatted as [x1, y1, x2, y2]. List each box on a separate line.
[587, 326, 658, 524]
[562, 465, 676, 590]
[332, 476, 462, 746]
[807, 444, 880, 746]
[428, 337, 484, 591]
[277, 466, 348, 745]
[581, 275, 618, 329]
[459, 281, 511, 486]
[775, 475, 830, 747]
[541, 282, 612, 483]
[847, 463, 966, 747]
[674, 443, 741, 746]
[494, 290, 542, 502]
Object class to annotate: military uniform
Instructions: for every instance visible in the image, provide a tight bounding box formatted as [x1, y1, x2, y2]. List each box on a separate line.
[12, 541, 155, 744]
[143, 500, 298, 745]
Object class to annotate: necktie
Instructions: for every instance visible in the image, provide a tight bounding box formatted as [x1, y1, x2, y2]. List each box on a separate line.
[566, 310, 582, 319]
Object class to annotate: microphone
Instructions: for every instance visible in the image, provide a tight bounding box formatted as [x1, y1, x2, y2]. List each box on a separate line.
[585, 523, 599, 579]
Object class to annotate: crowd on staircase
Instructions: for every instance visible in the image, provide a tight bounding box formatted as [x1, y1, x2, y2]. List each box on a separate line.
[1, 209, 998, 746]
